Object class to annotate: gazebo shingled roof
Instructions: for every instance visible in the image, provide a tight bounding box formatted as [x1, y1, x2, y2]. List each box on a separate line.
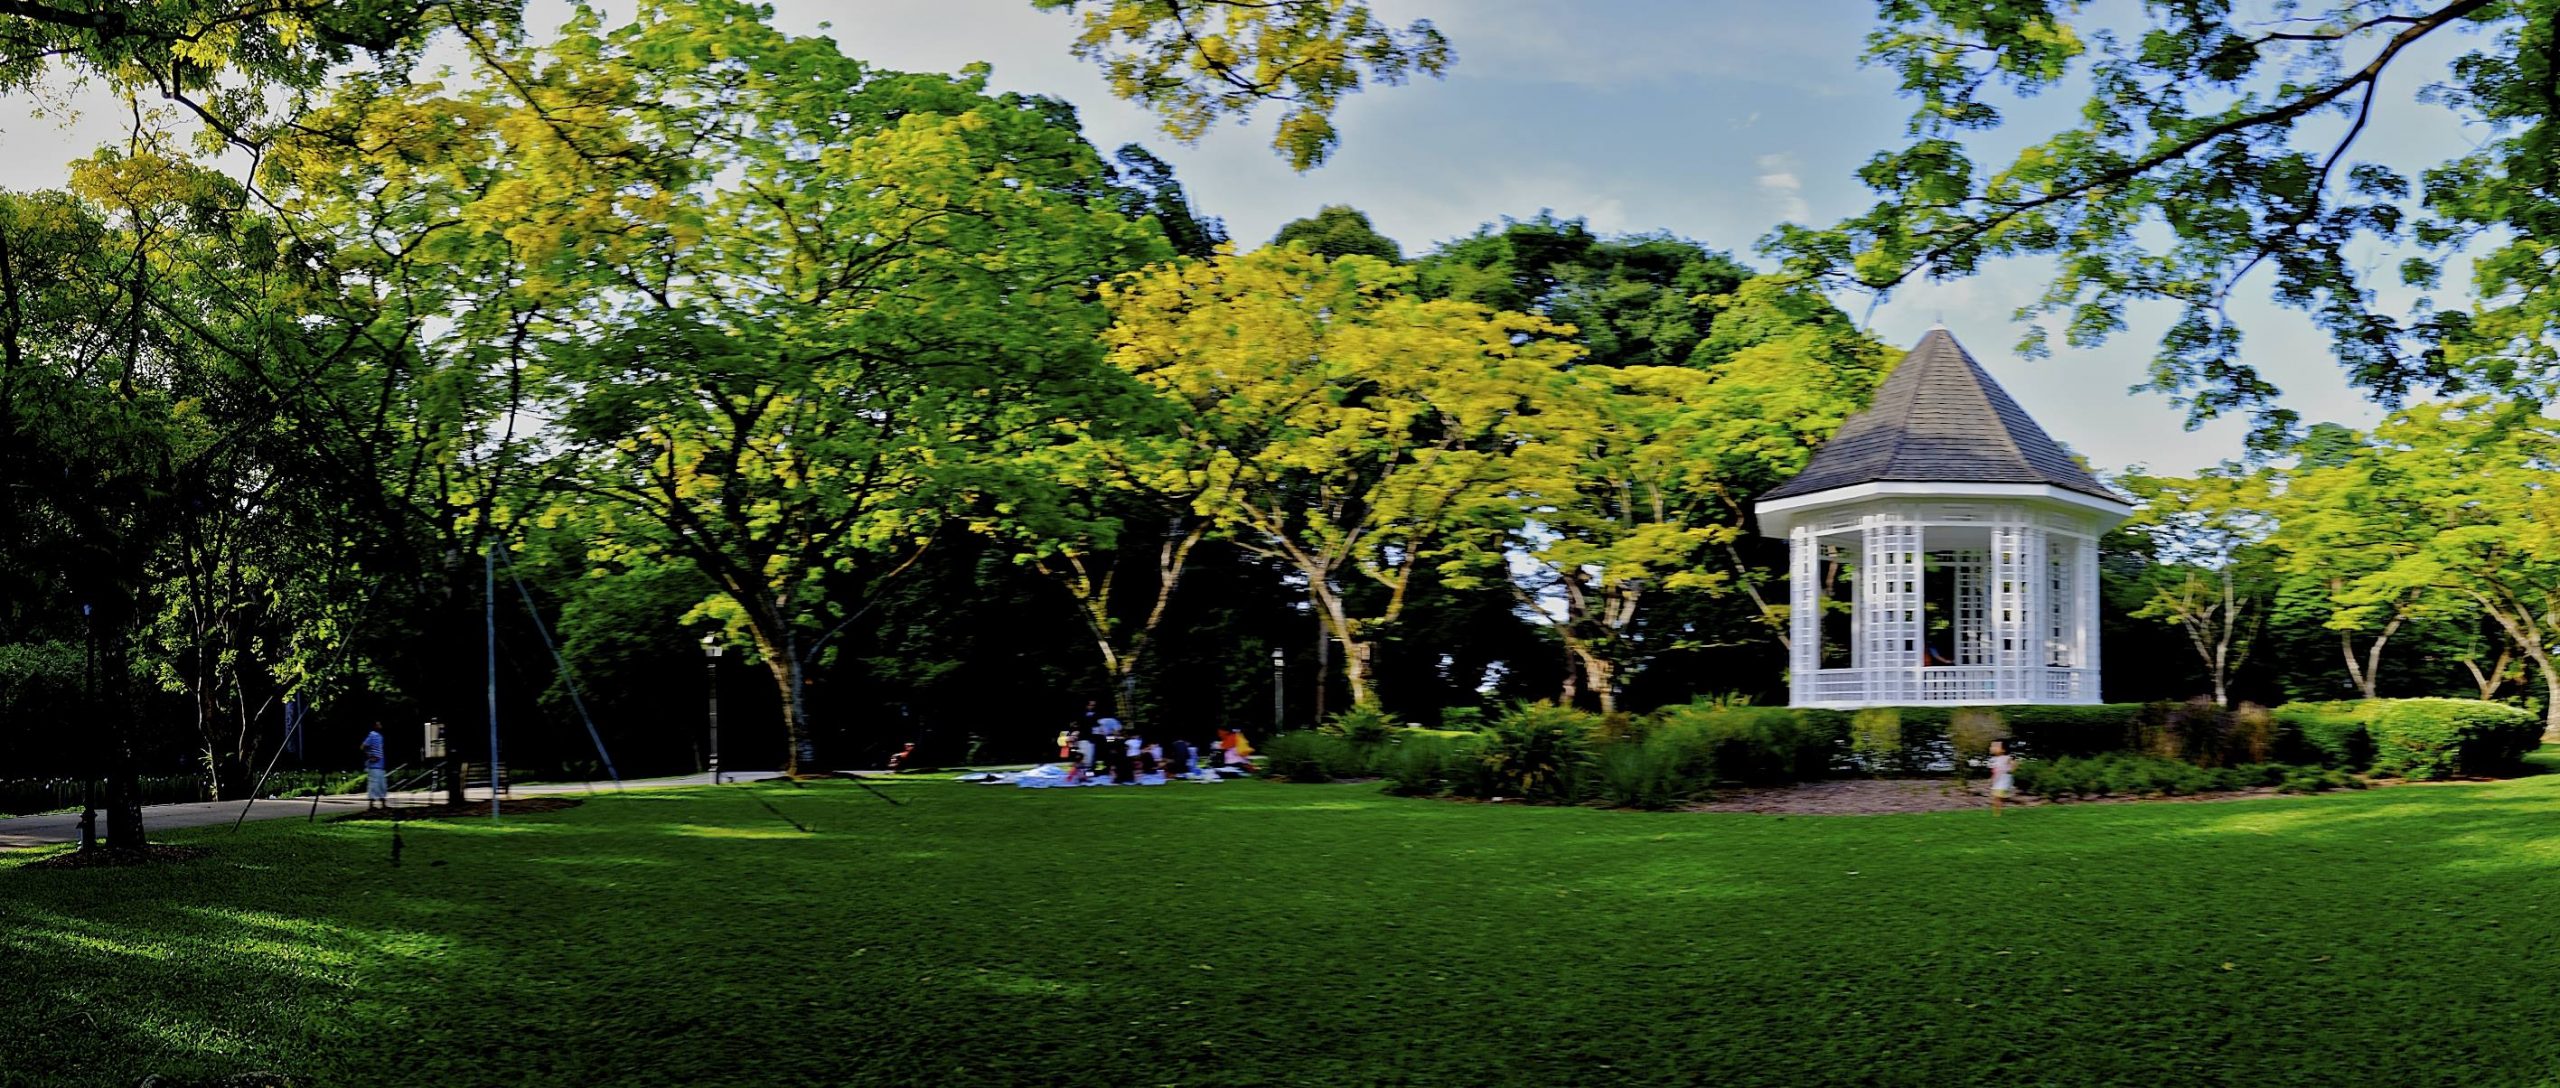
[1762, 328, 2122, 504]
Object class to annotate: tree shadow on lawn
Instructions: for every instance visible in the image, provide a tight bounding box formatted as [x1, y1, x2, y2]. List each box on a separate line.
[8, 778, 2560, 1087]
[0, 785, 1111, 1086]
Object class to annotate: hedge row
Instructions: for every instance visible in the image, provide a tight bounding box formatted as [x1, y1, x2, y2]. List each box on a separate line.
[2271, 699, 2542, 779]
[1261, 696, 2541, 807]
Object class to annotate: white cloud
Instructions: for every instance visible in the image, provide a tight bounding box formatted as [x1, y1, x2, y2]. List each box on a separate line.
[1756, 153, 1810, 223]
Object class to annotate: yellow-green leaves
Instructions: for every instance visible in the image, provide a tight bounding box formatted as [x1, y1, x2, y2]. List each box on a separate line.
[1101, 247, 1568, 700]
[1031, 0, 1452, 170]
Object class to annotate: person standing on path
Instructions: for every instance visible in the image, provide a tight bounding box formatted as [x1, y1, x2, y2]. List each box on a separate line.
[361, 724, 389, 811]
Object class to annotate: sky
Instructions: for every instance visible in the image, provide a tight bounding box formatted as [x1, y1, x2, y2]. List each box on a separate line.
[0, 0, 2495, 477]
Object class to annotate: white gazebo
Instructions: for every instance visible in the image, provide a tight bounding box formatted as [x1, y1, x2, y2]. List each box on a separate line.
[1755, 328, 2133, 708]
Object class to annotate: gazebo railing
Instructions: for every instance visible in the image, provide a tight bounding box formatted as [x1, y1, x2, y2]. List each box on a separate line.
[1802, 666, 2100, 706]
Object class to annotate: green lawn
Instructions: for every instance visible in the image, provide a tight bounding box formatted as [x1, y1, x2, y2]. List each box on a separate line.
[7, 762, 2560, 1087]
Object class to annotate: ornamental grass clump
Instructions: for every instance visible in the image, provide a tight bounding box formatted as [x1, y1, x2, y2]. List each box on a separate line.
[1472, 703, 1597, 803]
[1320, 703, 1398, 745]
[1379, 732, 1483, 797]
[1647, 703, 1830, 785]
[1588, 741, 1691, 810]
[1948, 707, 2005, 782]
[1848, 707, 1903, 776]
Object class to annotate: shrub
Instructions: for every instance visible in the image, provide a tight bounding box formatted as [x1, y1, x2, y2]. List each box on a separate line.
[1378, 732, 1483, 797]
[1437, 706, 1486, 732]
[1588, 741, 1691, 810]
[1648, 704, 1832, 785]
[1848, 708, 1903, 775]
[1593, 710, 1648, 747]
[2232, 702, 2278, 764]
[1999, 704, 2142, 758]
[2277, 766, 2364, 794]
[1258, 732, 1369, 782]
[1319, 703, 1397, 746]
[2272, 701, 2374, 769]
[1472, 703, 1599, 802]
[1945, 706, 2007, 778]
[2263, 698, 2535, 779]
[2365, 698, 2541, 779]
[2013, 754, 2286, 801]
[2133, 698, 2234, 765]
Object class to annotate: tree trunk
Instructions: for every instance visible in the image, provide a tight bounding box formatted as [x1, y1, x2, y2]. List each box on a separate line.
[1339, 637, 1374, 708]
[99, 639, 145, 851]
[2543, 665, 2560, 744]
[1312, 611, 1330, 722]
[1583, 652, 1618, 717]
[770, 637, 817, 777]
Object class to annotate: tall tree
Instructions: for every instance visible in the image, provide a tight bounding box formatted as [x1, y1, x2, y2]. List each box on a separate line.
[2119, 469, 2280, 706]
[1101, 247, 1574, 707]
[298, 2, 1171, 775]
[1477, 278, 1893, 713]
[2268, 434, 2436, 700]
[2329, 399, 2560, 738]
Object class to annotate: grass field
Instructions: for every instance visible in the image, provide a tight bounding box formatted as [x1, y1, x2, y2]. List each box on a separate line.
[7, 760, 2560, 1087]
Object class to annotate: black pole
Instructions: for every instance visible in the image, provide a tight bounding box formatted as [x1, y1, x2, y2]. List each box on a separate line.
[486, 541, 500, 822]
[707, 647, 722, 785]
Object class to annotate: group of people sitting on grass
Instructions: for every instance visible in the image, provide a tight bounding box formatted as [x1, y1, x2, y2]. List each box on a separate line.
[1051, 701, 1254, 786]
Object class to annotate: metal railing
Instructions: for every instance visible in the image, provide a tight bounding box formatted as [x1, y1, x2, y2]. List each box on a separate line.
[1802, 666, 2100, 706]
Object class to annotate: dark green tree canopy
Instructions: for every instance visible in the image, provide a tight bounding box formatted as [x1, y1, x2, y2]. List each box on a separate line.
[1111, 144, 1227, 259]
[1271, 204, 1403, 262]
[1419, 214, 1756, 369]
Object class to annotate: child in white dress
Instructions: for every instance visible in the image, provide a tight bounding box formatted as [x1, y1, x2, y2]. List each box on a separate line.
[1987, 740, 2016, 815]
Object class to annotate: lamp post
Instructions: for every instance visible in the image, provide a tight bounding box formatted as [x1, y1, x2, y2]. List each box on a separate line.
[1271, 647, 1285, 732]
[701, 635, 725, 784]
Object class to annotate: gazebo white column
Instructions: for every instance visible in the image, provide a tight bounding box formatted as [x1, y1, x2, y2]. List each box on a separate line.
[1860, 517, 1922, 703]
[1788, 524, 1819, 706]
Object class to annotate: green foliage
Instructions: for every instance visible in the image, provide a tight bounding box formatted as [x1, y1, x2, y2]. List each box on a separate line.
[1378, 732, 1485, 798]
[1947, 707, 2006, 775]
[1786, 0, 2559, 442]
[2012, 755, 2299, 802]
[1258, 731, 1370, 783]
[1848, 707, 1904, 775]
[1103, 246, 1579, 706]
[2277, 766, 2368, 795]
[1648, 703, 1832, 786]
[1033, 0, 1452, 169]
[1320, 703, 1399, 745]
[2269, 699, 2538, 779]
[1271, 204, 1404, 260]
[2366, 699, 2542, 780]
[1416, 214, 1753, 369]
[1473, 703, 1598, 802]
[2273, 702, 2380, 770]
[1436, 706, 1486, 732]
[1588, 741, 1692, 811]
[0, 0, 516, 127]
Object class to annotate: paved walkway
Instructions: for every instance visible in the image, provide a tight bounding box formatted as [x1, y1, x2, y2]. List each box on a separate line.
[0, 771, 780, 851]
